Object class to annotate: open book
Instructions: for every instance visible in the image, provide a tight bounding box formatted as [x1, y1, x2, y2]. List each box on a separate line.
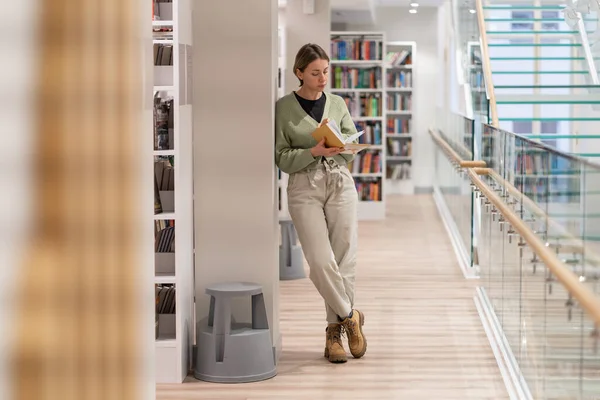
[311, 119, 372, 154]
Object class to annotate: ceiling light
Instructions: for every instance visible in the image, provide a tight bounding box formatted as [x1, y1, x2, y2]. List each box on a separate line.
[409, 8, 417, 13]
[469, 9, 476, 13]
[410, 2, 419, 6]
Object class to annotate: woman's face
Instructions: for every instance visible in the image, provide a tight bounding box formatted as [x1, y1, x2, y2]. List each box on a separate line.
[298, 58, 329, 91]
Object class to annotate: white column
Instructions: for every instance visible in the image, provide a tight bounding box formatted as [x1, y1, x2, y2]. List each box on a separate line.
[284, 0, 331, 94]
[192, 0, 281, 354]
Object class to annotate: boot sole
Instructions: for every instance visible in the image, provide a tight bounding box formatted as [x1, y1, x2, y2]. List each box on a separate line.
[351, 310, 367, 359]
[324, 348, 347, 363]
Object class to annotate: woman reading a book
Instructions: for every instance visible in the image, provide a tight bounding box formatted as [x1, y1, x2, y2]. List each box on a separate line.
[274, 43, 367, 364]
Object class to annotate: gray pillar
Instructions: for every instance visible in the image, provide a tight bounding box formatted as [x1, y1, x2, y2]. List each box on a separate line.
[192, 0, 280, 355]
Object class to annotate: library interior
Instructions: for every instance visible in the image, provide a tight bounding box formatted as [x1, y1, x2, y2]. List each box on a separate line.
[4, 0, 600, 399]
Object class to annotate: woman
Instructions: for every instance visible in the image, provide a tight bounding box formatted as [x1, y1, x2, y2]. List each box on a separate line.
[274, 43, 367, 363]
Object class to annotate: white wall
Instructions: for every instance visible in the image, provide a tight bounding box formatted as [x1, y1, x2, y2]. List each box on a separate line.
[283, 0, 331, 95]
[192, 0, 280, 352]
[334, 6, 440, 191]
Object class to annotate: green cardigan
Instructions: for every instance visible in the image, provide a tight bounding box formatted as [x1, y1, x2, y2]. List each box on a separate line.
[275, 91, 358, 175]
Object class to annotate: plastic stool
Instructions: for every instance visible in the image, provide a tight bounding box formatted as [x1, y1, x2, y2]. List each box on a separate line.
[279, 217, 306, 280]
[194, 282, 276, 383]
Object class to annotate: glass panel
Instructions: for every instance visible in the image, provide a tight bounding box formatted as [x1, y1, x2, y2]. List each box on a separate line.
[433, 109, 476, 269]
[476, 123, 600, 399]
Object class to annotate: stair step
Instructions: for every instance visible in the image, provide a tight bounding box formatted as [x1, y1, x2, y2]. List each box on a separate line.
[489, 43, 581, 47]
[523, 134, 600, 139]
[499, 117, 600, 121]
[483, 5, 564, 9]
[493, 71, 588, 74]
[496, 94, 600, 104]
[487, 30, 580, 34]
[490, 57, 586, 60]
[485, 18, 594, 22]
[495, 85, 599, 89]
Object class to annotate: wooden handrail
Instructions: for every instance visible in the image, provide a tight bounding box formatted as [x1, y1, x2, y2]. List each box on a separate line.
[468, 168, 600, 325]
[475, 0, 499, 127]
[486, 169, 600, 264]
[429, 129, 487, 168]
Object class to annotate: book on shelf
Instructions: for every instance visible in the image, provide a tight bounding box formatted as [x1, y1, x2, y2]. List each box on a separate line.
[154, 93, 174, 150]
[387, 93, 411, 112]
[387, 117, 410, 134]
[386, 50, 411, 66]
[388, 138, 412, 157]
[333, 66, 382, 89]
[349, 151, 382, 174]
[387, 70, 412, 88]
[355, 121, 382, 145]
[154, 44, 174, 66]
[331, 37, 383, 61]
[355, 178, 382, 201]
[387, 163, 411, 180]
[312, 119, 372, 154]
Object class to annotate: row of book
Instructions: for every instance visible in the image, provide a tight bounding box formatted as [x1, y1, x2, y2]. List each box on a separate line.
[332, 66, 382, 89]
[156, 284, 176, 314]
[355, 121, 383, 145]
[387, 117, 411, 134]
[154, 157, 174, 214]
[340, 93, 382, 117]
[355, 179, 382, 201]
[387, 163, 412, 180]
[155, 158, 175, 191]
[388, 139, 412, 157]
[154, 93, 174, 150]
[386, 50, 412, 66]
[156, 226, 175, 252]
[349, 151, 382, 174]
[387, 93, 412, 112]
[155, 220, 174, 236]
[154, 44, 173, 66]
[331, 38, 383, 61]
[387, 70, 412, 88]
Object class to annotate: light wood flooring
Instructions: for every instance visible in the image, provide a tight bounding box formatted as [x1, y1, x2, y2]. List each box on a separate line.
[157, 195, 509, 399]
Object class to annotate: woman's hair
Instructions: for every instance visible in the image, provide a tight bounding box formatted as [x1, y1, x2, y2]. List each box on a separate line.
[293, 43, 330, 86]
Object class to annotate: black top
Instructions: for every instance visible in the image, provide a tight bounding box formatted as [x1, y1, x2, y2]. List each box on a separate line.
[294, 92, 326, 123]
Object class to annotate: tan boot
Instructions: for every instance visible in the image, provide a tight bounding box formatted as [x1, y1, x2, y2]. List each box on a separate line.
[341, 309, 367, 358]
[324, 323, 347, 363]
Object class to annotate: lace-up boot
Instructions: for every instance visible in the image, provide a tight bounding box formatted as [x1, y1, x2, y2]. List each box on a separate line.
[324, 323, 347, 363]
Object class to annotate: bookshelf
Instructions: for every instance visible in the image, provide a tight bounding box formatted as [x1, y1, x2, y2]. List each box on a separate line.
[152, 0, 194, 384]
[385, 41, 415, 195]
[277, 26, 289, 218]
[330, 31, 386, 220]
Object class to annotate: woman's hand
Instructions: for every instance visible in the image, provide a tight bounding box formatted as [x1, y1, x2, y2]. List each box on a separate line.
[310, 138, 343, 157]
[310, 118, 343, 157]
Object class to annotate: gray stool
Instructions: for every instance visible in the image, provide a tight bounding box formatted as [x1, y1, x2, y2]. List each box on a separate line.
[279, 217, 306, 280]
[194, 282, 276, 383]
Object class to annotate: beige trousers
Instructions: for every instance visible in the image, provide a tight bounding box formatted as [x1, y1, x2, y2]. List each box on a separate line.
[287, 158, 358, 324]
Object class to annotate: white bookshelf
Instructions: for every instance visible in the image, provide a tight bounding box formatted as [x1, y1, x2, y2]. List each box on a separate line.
[330, 31, 386, 220]
[385, 41, 415, 195]
[277, 25, 290, 219]
[152, 0, 194, 384]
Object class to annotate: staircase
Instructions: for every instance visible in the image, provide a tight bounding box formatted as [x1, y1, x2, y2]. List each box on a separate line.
[475, 1, 600, 152]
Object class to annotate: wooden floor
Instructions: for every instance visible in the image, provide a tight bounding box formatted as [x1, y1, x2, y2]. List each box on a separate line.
[157, 195, 508, 399]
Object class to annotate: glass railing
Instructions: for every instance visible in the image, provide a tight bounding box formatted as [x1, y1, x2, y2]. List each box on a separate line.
[432, 109, 479, 275]
[475, 124, 600, 399]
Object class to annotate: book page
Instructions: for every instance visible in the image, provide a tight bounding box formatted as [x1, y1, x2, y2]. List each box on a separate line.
[326, 119, 345, 143]
[341, 143, 372, 154]
[344, 130, 365, 144]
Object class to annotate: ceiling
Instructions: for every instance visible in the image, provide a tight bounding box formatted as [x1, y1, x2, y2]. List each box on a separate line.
[289, 0, 445, 25]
